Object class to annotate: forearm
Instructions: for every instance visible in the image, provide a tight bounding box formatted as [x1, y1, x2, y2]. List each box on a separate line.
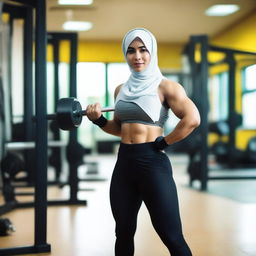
[165, 116, 199, 145]
[100, 119, 121, 137]
[86, 102, 121, 136]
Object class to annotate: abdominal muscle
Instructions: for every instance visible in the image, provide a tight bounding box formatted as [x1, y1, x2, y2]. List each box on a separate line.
[120, 123, 163, 144]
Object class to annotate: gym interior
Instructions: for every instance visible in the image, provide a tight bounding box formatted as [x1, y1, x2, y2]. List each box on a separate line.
[0, 0, 256, 255]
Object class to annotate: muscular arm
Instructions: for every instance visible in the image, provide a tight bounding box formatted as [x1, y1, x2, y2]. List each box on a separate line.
[161, 80, 200, 145]
[85, 85, 122, 137]
[101, 115, 121, 137]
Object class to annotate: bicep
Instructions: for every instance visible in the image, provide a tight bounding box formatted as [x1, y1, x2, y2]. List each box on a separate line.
[113, 85, 122, 125]
[114, 84, 122, 99]
[165, 83, 198, 119]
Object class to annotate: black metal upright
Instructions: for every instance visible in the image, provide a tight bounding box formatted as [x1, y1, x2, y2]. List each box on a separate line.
[47, 32, 86, 206]
[198, 36, 209, 191]
[0, 0, 51, 255]
[34, 0, 51, 252]
[53, 40, 60, 102]
[226, 52, 236, 166]
[23, 5, 35, 183]
[23, 6, 33, 142]
[188, 35, 209, 191]
[68, 33, 81, 202]
[69, 33, 78, 146]
[51, 39, 62, 181]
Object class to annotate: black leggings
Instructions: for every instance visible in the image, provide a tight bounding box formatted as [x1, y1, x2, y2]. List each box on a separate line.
[110, 142, 192, 256]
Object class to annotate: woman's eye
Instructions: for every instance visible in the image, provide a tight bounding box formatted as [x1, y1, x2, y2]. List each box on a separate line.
[127, 49, 135, 54]
[126, 47, 148, 54]
[139, 47, 148, 53]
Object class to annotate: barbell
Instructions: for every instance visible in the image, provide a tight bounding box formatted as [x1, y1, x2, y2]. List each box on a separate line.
[34, 97, 115, 131]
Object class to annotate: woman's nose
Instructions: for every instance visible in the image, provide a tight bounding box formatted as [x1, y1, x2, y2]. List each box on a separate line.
[135, 51, 141, 60]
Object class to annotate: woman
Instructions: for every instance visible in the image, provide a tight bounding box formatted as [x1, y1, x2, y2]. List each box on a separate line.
[86, 28, 200, 256]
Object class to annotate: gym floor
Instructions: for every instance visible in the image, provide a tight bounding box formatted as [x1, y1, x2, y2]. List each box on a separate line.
[0, 153, 256, 256]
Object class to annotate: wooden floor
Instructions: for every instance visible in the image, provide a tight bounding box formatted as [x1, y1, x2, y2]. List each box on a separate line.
[0, 153, 256, 256]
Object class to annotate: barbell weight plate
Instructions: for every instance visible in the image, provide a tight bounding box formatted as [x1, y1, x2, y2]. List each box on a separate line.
[56, 97, 82, 130]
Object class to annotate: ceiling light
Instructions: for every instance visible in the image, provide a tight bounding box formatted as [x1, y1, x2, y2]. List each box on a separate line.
[63, 21, 93, 31]
[205, 4, 240, 16]
[58, 0, 93, 5]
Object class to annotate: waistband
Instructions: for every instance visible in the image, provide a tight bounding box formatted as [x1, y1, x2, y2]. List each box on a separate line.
[118, 142, 158, 156]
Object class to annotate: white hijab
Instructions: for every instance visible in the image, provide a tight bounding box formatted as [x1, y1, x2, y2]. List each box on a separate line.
[115, 28, 164, 122]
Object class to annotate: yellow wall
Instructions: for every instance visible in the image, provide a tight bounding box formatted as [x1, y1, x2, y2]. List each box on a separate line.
[211, 10, 256, 52]
[52, 40, 184, 70]
[209, 10, 256, 150]
[55, 10, 256, 70]
[236, 130, 256, 149]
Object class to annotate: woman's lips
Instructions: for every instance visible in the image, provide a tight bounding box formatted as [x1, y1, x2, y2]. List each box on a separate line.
[134, 63, 144, 67]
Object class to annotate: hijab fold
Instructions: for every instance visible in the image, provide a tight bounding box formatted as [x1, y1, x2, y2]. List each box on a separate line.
[115, 28, 164, 122]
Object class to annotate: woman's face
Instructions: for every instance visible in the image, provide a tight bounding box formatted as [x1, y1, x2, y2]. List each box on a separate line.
[126, 38, 151, 72]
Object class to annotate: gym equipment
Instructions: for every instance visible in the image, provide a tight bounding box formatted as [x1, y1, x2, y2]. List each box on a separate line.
[66, 140, 86, 166]
[1, 152, 25, 178]
[0, 218, 15, 236]
[246, 137, 256, 163]
[187, 155, 201, 184]
[209, 121, 229, 163]
[209, 121, 229, 136]
[34, 97, 115, 130]
[1, 152, 25, 203]
[184, 35, 256, 191]
[0, 1, 53, 255]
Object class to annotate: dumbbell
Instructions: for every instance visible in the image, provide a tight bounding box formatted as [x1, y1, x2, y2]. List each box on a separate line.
[33, 97, 115, 130]
[0, 218, 15, 236]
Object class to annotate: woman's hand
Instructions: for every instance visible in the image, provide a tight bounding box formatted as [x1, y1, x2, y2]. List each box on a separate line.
[86, 103, 102, 121]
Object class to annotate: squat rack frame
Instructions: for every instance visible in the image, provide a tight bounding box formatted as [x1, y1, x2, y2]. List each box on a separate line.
[184, 35, 256, 191]
[0, 0, 51, 255]
[47, 31, 88, 205]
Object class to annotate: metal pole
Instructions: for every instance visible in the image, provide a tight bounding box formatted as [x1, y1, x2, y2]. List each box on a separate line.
[227, 52, 236, 167]
[69, 33, 79, 202]
[23, 6, 35, 183]
[198, 35, 209, 191]
[34, 0, 50, 251]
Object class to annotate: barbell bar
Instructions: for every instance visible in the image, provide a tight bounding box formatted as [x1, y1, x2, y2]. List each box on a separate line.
[34, 97, 115, 131]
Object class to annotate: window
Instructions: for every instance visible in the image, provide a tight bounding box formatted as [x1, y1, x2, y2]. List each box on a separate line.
[76, 62, 106, 148]
[47, 62, 54, 114]
[106, 63, 130, 120]
[243, 64, 256, 91]
[163, 74, 179, 82]
[208, 72, 228, 122]
[242, 64, 256, 128]
[46, 62, 70, 114]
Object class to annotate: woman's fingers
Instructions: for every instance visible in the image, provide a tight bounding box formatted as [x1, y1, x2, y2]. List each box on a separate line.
[86, 103, 102, 121]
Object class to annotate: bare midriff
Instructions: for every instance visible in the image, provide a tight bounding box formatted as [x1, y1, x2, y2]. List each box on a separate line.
[120, 123, 163, 144]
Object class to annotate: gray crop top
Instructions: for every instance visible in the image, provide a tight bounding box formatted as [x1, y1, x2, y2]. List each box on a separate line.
[115, 100, 169, 128]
